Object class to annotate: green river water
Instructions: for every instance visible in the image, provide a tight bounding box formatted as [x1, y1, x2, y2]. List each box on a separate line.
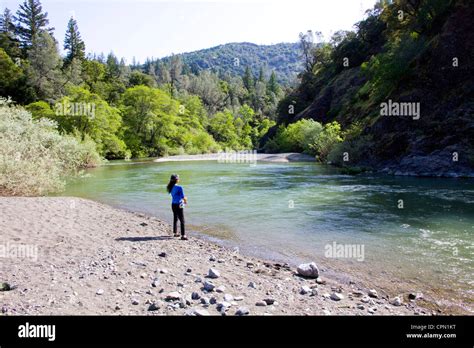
[59, 159, 474, 313]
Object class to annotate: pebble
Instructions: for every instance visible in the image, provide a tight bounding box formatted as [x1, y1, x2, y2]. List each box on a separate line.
[236, 307, 250, 316]
[191, 292, 201, 300]
[224, 294, 234, 302]
[234, 296, 244, 301]
[131, 298, 140, 305]
[209, 256, 216, 262]
[255, 301, 267, 307]
[357, 304, 365, 310]
[368, 289, 378, 298]
[263, 298, 275, 305]
[148, 303, 160, 311]
[194, 309, 210, 316]
[316, 277, 325, 284]
[165, 292, 182, 301]
[390, 296, 403, 306]
[158, 252, 167, 258]
[208, 268, 220, 279]
[300, 286, 312, 295]
[248, 282, 257, 289]
[330, 292, 344, 301]
[203, 281, 215, 292]
[96, 289, 104, 295]
[216, 286, 226, 293]
[210, 297, 217, 305]
[217, 302, 231, 312]
[151, 279, 160, 288]
[200, 297, 210, 305]
[361, 296, 370, 303]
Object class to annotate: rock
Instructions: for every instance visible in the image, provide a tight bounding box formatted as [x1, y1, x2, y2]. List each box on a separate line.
[209, 297, 217, 305]
[208, 268, 220, 279]
[0, 283, 12, 292]
[368, 289, 378, 298]
[409, 292, 423, 300]
[148, 303, 160, 311]
[165, 292, 182, 301]
[255, 301, 267, 307]
[357, 304, 365, 310]
[322, 310, 331, 315]
[217, 259, 225, 263]
[186, 268, 192, 273]
[131, 298, 140, 305]
[236, 307, 250, 316]
[234, 296, 244, 301]
[217, 302, 231, 312]
[296, 262, 319, 278]
[203, 281, 215, 292]
[216, 286, 226, 293]
[151, 279, 160, 288]
[368, 307, 377, 314]
[209, 255, 216, 262]
[191, 292, 201, 300]
[116, 287, 124, 293]
[96, 289, 104, 295]
[248, 282, 257, 289]
[140, 222, 148, 227]
[300, 286, 312, 295]
[361, 296, 370, 303]
[146, 290, 153, 295]
[316, 277, 325, 284]
[263, 298, 275, 305]
[114, 305, 121, 311]
[330, 292, 344, 301]
[194, 309, 210, 316]
[224, 294, 234, 302]
[390, 296, 403, 306]
[200, 297, 210, 305]
[158, 252, 167, 258]
[140, 272, 147, 279]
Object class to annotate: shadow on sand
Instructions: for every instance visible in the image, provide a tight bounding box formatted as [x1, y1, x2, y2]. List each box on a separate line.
[115, 236, 173, 242]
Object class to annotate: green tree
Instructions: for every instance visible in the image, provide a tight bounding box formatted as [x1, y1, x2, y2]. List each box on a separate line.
[0, 48, 23, 98]
[243, 66, 254, 92]
[0, 8, 21, 58]
[26, 31, 64, 101]
[64, 16, 85, 66]
[14, 0, 54, 51]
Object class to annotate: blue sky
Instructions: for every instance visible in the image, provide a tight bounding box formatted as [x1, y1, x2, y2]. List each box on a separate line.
[1, 0, 377, 63]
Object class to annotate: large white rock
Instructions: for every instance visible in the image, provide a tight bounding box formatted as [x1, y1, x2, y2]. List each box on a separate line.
[296, 262, 319, 278]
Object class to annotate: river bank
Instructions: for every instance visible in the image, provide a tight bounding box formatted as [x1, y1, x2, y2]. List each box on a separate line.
[154, 152, 316, 163]
[0, 197, 435, 316]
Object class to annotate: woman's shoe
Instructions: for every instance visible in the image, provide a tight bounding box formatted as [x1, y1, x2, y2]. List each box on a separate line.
[180, 235, 188, 240]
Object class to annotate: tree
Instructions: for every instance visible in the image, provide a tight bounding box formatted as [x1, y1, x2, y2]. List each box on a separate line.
[0, 48, 23, 98]
[169, 54, 183, 96]
[0, 8, 21, 58]
[243, 66, 254, 92]
[14, 0, 54, 50]
[64, 16, 85, 66]
[267, 71, 280, 96]
[26, 31, 64, 101]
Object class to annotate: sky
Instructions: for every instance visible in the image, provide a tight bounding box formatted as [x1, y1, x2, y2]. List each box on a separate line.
[1, 0, 378, 63]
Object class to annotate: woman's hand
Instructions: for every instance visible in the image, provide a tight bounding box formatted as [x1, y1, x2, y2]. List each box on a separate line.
[183, 197, 188, 204]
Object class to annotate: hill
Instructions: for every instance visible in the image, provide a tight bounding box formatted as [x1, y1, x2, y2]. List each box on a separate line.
[158, 42, 303, 85]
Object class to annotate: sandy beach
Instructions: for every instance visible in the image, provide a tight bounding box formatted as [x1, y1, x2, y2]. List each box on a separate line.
[0, 196, 434, 316]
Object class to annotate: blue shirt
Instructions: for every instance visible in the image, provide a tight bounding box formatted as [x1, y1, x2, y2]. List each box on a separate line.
[170, 185, 185, 205]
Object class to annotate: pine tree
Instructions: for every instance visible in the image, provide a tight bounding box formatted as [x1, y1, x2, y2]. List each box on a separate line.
[14, 0, 54, 50]
[64, 16, 85, 66]
[258, 67, 265, 83]
[27, 31, 64, 101]
[243, 66, 254, 92]
[267, 71, 280, 96]
[0, 8, 21, 58]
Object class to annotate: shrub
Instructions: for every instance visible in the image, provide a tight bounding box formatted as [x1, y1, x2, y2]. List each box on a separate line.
[0, 99, 101, 196]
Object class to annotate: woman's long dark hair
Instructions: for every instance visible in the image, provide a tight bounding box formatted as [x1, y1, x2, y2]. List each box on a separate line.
[167, 174, 179, 193]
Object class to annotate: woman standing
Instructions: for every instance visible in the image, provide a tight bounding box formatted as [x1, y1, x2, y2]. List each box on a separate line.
[167, 174, 188, 240]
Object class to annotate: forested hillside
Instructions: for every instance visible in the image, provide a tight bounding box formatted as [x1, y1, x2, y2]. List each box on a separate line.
[154, 42, 302, 85]
[264, 0, 473, 177]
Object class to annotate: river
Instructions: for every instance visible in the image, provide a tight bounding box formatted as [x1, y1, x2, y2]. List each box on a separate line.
[58, 159, 474, 313]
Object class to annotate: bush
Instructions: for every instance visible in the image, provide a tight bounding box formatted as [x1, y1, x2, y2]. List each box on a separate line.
[0, 99, 101, 196]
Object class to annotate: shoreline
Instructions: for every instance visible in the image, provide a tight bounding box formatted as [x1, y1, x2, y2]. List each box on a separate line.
[0, 196, 449, 316]
[154, 153, 316, 163]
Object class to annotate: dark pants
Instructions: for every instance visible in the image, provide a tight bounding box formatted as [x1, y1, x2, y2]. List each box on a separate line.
[172, 203, 185, 236]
